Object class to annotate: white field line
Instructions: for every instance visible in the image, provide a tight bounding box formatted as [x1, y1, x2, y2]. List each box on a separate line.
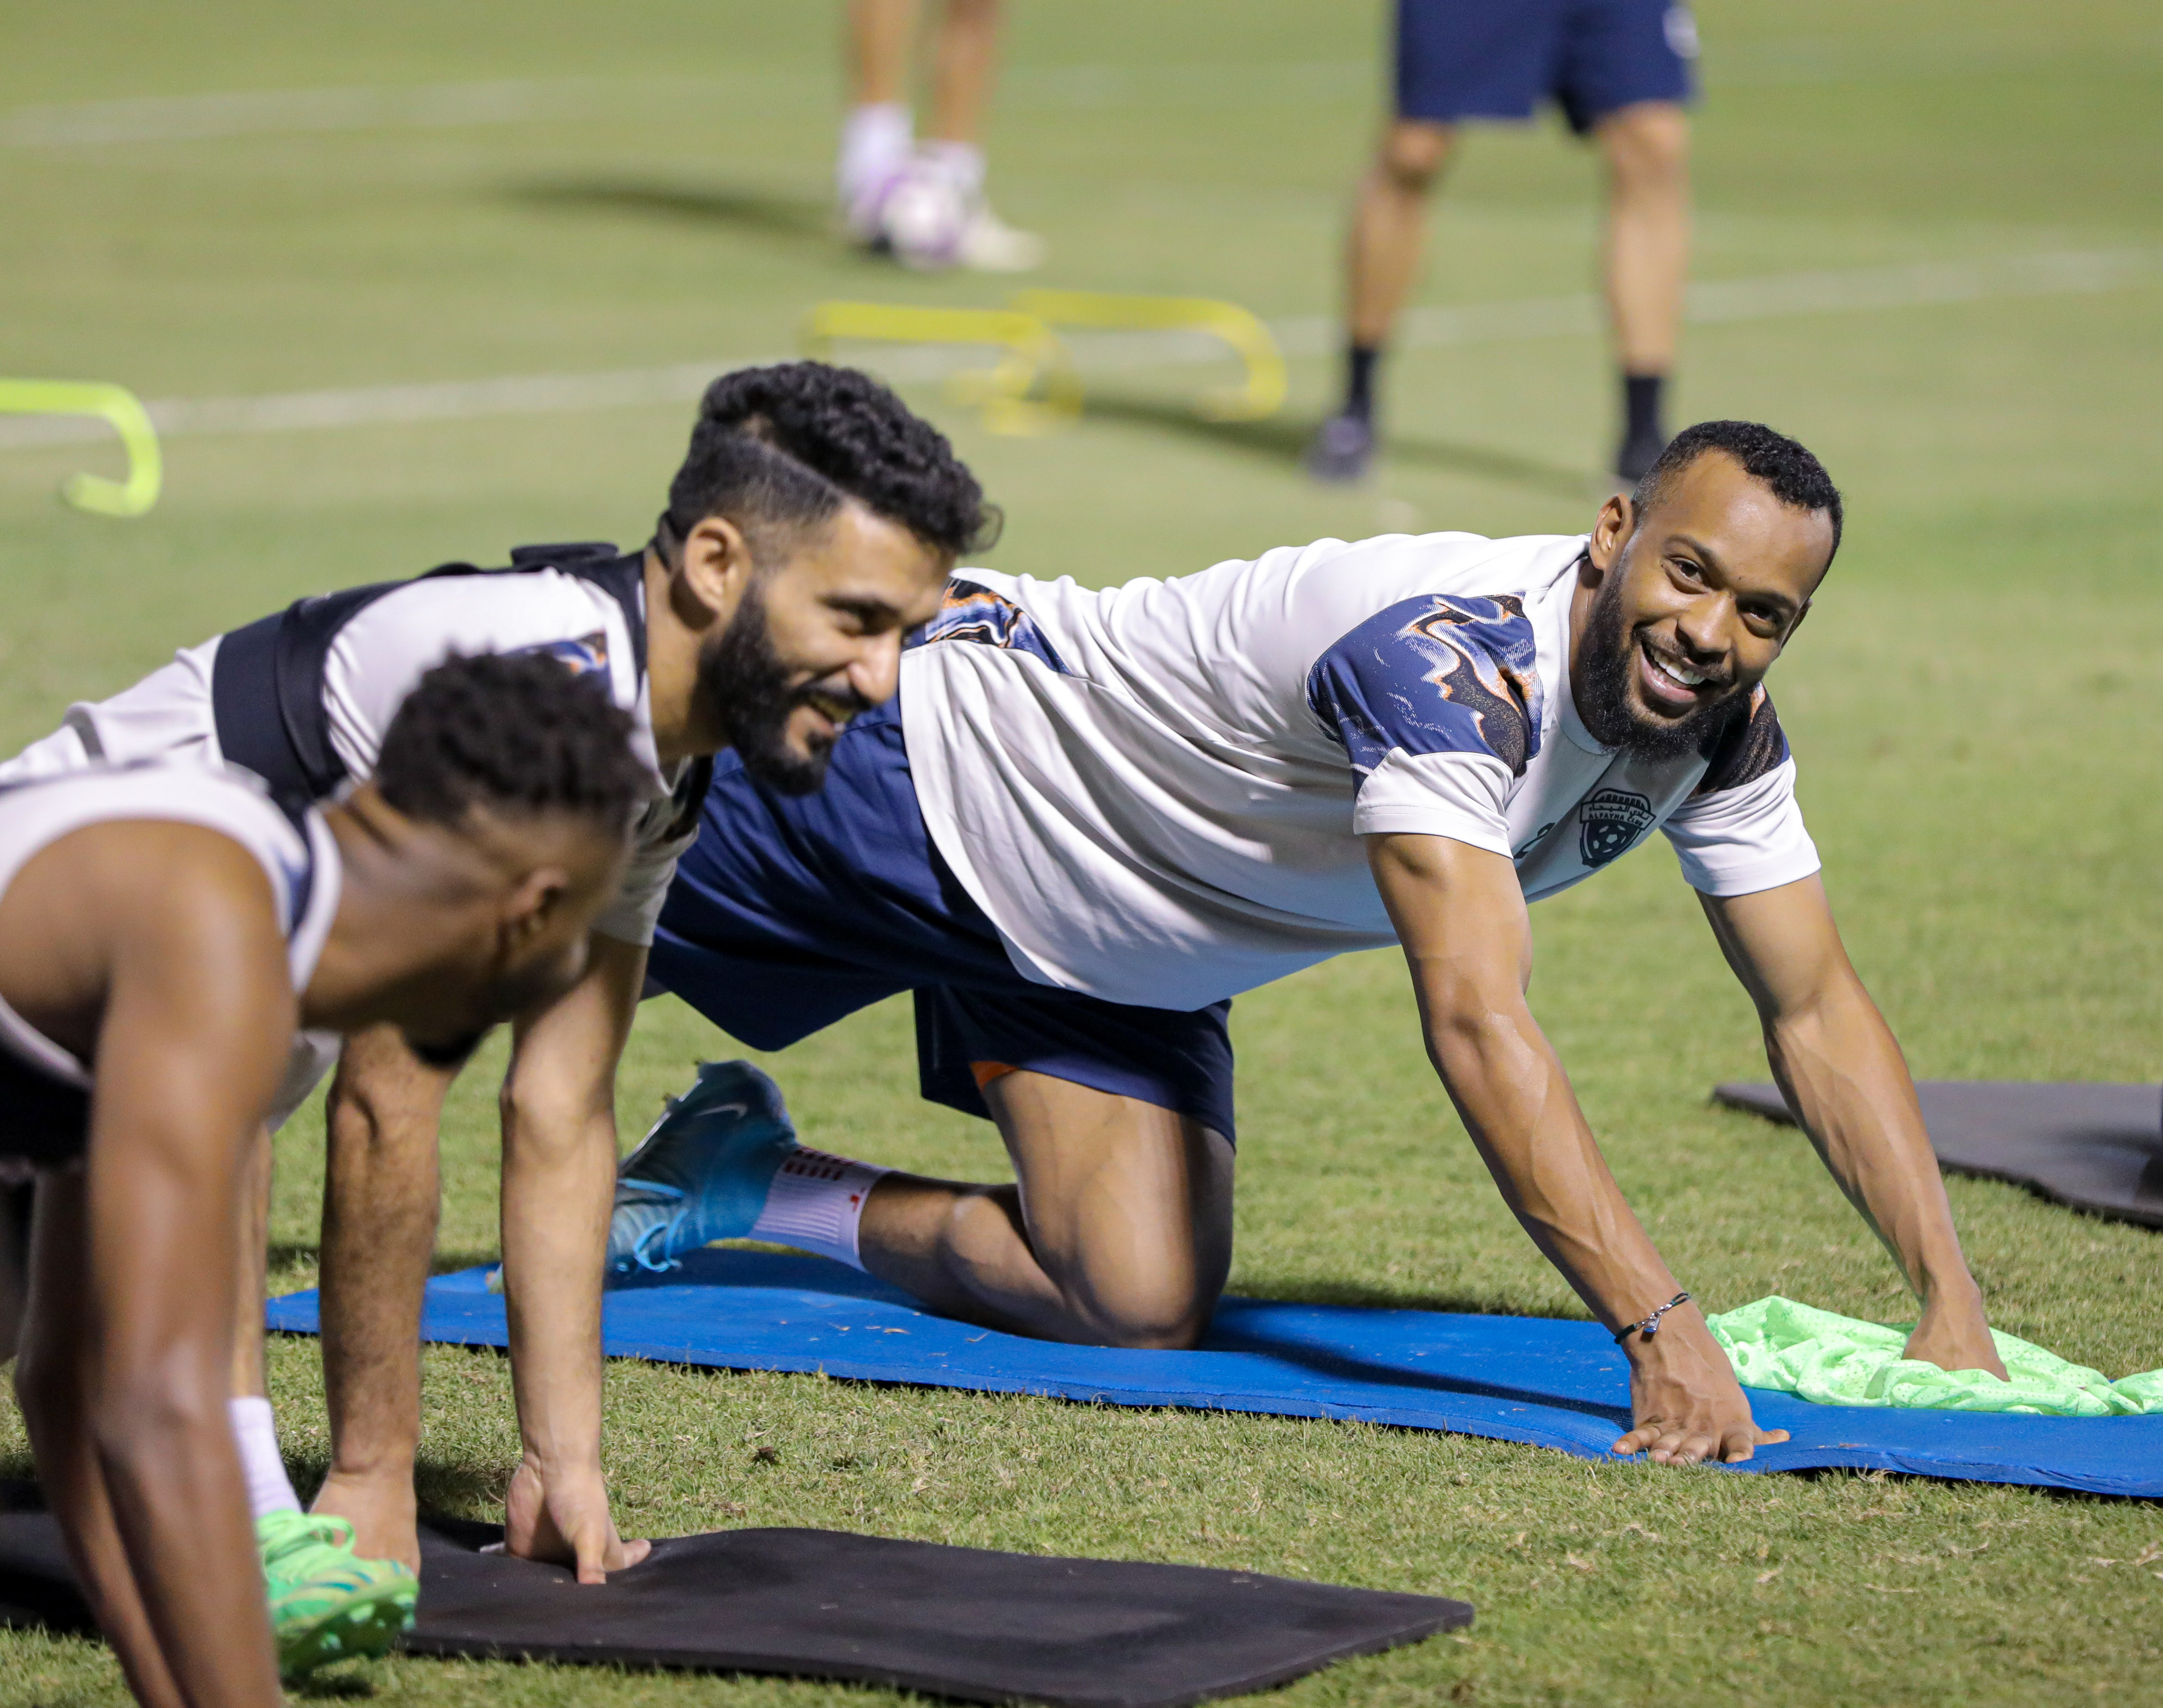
[3, 80, 618, 147]
[2, 249, 2156, 454]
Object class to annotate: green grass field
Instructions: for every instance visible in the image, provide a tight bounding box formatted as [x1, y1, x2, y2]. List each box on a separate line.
[4, 2, 2163, 1701]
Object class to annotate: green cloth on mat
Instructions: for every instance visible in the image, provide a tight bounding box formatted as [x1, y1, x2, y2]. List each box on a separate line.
[1706, 1296, 2163, 1417]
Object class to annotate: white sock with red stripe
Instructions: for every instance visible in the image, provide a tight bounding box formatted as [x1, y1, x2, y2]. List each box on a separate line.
[747, 1147, 892, 1271]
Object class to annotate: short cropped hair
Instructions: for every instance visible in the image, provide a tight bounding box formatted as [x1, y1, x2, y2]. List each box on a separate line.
[375, 652, 647, 835]
[1632, 420, 1845, 567]
[661, 361, 1000, 562]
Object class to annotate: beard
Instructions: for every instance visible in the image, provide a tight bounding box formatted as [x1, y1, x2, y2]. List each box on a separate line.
[1573, 574, 1748, 764]
[696, 580, 869, 797]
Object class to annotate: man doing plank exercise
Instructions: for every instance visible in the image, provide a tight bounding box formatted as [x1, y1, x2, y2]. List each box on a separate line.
[0, 654, 646, 1708]
[612, 420, 2004, 1469]
[0, 362, 987, 1607]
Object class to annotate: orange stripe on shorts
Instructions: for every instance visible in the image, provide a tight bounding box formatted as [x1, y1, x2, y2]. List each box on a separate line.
[970, 1061, 1019, 1090]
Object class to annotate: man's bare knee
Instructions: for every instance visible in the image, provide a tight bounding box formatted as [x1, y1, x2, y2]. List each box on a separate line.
[1601, 103, 1690, 188]
[1066, 1270, 1216, 1351]
[1376, 120, 1453, 193]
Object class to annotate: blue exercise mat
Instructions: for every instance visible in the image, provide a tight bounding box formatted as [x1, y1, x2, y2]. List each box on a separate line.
[266, 1250, 2163, 1499]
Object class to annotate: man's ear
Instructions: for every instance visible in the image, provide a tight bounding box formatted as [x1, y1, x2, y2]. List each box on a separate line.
[1584, 492, 1634, 581]
[673, 514, 757, 631]
[499, 865, 572, 948]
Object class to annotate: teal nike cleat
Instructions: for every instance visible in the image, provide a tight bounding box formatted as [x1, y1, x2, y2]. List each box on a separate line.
[608, 1060, 800, 1275]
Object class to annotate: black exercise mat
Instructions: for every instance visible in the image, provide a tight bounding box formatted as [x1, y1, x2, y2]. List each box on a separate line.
[0, 1505, 1470, 1708]
[1714, 1081, 2163, 1230]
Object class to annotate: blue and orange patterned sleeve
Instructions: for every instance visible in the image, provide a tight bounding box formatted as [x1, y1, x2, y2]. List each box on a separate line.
[1305, 593, 1544, 777]
[908, 578, 1069, 675]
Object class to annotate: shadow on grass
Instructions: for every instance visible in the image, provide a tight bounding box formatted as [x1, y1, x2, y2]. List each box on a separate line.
[413, 1456, 512, 1522]
[429, 1249, 500, 1277]
[263, 1249, 499, 1299]
[1078, 393, 1604, 503]
[506, 175, 831, 249]
[289, 1671, 379, 1701]
[267, 1241, 319, 1272]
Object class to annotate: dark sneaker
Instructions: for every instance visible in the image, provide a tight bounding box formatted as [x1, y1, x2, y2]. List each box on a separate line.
[1305, 413, 1375, 484]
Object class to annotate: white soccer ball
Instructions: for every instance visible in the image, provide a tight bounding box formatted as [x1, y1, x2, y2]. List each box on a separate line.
[878, 165, 970, 271]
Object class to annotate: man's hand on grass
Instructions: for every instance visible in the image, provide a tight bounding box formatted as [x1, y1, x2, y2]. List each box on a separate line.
[1611, 1305, 1791, 1465]
[1902, 1283, 2007, 1380]
[503, 1459, 651, 1584]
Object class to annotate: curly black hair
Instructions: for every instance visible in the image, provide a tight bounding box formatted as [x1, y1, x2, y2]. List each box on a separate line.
[375, 652, 647, 835]
[1632, 420, 1845, 566]
[661, 361, 999, 562]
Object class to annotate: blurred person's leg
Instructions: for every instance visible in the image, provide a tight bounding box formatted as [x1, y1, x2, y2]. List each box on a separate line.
[1309, 119, 1456, 483]
[228, 1126, 302, 1524]
[924, 0, 999, 158]
[838, 0, 921, 239]
[1597, 101, 1690, 483]
[225, 1033, 342, 1529]
[922, 0, 1042, 271]
[1558, 0, 1697, 481]
[1310, 0, 1553, 483]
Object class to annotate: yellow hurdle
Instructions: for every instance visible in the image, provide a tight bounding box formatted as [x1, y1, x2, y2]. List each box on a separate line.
[802, 302, 1081, 436]
[0, 378, 162, 517]
[1009, 290, 1286, 422]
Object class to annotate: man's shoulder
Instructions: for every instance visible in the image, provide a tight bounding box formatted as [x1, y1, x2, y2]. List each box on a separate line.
[1307, 588, 1547, 776]
[1691, 685, 1791, 797]
[330, 566, 631, 682]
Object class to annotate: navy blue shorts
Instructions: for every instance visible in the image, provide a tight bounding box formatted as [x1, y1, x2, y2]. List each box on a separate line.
[648, 700, 1237, 1141]
[1396, 0, 1696, 135]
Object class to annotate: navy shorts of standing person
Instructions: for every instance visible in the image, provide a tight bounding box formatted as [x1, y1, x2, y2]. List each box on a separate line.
[1309, 0, 1698, 487]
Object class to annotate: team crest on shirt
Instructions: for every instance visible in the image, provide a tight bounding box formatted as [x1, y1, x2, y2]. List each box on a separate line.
[518, 632, 610, 677]
[1579, 789, 1656, 866]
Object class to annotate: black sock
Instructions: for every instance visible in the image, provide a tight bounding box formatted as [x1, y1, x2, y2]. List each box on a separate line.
[1344, 344, 1381, 423]
[1622, 371, 1666, 451]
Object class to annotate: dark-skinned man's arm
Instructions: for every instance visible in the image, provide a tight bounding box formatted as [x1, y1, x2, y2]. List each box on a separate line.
[1697, 875, 2004, 1376]
[1366, 829, 1788, 1466]
[13, 827, 290, 1708]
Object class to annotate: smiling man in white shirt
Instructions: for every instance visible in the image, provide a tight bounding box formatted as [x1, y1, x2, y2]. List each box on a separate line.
[611, 418, 2004, 1470]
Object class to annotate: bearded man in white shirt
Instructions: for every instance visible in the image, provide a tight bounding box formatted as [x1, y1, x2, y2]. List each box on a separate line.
[600, 418, 2004, 1470]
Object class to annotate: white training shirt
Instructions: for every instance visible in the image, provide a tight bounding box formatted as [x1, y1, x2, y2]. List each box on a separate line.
[901, 530, 1820, 1011]
[0, 761, 340, 1105]
[0, 567, 694, 947]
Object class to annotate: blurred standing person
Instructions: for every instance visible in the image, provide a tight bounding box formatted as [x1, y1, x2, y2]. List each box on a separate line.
[836, 0, 1045, 272]
[1309, 0, 1697, 486]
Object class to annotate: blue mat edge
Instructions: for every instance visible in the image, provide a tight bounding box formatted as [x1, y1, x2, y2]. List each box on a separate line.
[265, 1277, 2163, 1500]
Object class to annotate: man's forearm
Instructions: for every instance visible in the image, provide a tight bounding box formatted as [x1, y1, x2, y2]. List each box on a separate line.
[1765, 982, 1974, 1300]
[1424, 993, 1682, 1329]
[499, 1102, 616, 1478]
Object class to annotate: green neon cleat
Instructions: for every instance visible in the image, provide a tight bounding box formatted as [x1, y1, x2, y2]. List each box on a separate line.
[257, 1509, 417, 1677]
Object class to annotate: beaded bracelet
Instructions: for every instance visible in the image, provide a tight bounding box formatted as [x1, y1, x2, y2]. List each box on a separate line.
[1614, 1291, 1691, 1346]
